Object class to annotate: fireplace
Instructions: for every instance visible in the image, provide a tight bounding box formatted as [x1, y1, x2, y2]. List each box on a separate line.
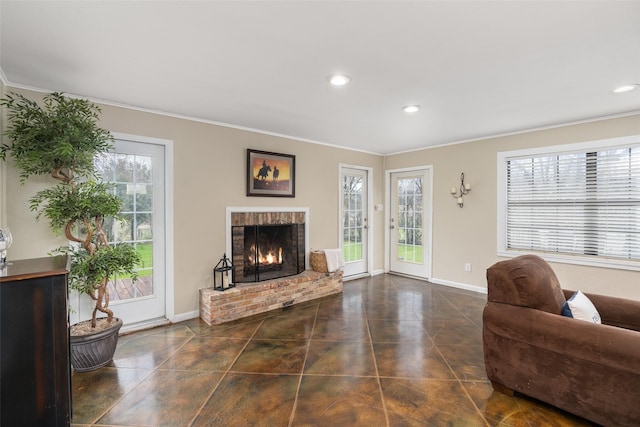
[200, 207, 340, 325]
[232, 223, 304, 282]
[227, 208, 308, 283]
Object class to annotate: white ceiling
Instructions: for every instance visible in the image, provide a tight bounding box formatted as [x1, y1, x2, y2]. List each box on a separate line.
[1, 1, 639, 155]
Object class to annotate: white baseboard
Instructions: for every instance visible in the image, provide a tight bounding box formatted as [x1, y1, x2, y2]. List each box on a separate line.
[429, 278, 487, 295]
[120, 317, 171, 334]
[170, 310, 200, 323]
[344, 273, 369, 281]
[344, 269, 385, 281]
[119, 310, 200, 334]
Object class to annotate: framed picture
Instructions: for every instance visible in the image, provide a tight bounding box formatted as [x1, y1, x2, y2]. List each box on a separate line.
[246, 149, 296, 197]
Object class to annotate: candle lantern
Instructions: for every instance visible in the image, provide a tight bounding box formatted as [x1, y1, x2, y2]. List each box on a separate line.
[213, 253, 235, 291]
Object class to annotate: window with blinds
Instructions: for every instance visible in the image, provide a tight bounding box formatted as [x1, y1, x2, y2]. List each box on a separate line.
[499, 137, 640, 269]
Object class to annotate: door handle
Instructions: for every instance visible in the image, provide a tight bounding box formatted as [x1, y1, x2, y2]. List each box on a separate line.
[390, 225, 395, 230]
[363, 225, 369, 229]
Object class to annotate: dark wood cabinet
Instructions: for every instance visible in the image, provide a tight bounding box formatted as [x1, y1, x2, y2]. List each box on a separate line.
[0, 256, 71, 426]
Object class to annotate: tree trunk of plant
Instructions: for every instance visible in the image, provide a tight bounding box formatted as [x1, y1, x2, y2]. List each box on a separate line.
[92, 277, 114, 328]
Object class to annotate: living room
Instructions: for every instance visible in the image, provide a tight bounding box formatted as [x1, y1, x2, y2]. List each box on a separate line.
[2, 0, 639, 324]
[1, 1, 639, 426]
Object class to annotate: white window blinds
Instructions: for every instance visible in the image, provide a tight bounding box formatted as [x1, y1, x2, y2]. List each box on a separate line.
[505, 145, 640, 262]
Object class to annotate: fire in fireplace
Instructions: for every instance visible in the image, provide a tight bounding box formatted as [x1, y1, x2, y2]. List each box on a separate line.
[232, 223, 304, 283]
[247, 243, 282, 266]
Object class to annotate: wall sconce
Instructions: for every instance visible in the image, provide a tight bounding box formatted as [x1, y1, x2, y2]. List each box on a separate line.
[451, 173, 471, 208]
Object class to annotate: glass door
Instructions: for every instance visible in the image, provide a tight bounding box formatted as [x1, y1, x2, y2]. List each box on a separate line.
[93, 138, 166, 326]
[389, 169, 431, 278]
[340, 166, 370, 277]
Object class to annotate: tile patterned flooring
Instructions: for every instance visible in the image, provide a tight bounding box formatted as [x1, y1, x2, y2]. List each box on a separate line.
[71, 274, 596, 426]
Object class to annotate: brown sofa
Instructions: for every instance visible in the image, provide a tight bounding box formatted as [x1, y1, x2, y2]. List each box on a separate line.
[483, 254, 640, 427]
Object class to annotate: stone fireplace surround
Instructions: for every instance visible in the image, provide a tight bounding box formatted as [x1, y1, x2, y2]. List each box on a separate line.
[225, 207, 310, 262]
[198, 207, 344, 325]
[231, 213, 305, 283]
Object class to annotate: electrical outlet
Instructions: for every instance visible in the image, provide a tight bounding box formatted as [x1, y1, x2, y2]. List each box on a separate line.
[465, 263, 472, 272]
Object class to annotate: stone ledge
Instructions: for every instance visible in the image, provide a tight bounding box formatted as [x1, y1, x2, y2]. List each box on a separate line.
[199, 270, 343, 325]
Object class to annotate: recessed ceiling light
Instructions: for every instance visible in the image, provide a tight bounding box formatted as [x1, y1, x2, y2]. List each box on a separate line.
[329, 74, 350, 86]
[402, 105, 421, 113]
[613, 84, 638, 93]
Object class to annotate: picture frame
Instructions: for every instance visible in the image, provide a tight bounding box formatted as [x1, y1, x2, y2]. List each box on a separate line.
[246, 149, 296, 197]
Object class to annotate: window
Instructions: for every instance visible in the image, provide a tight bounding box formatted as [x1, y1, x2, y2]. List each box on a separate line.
[498, 136, 640, 270]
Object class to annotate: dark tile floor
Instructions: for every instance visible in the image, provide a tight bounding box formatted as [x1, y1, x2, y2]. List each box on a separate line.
[71, 274, 596, 426]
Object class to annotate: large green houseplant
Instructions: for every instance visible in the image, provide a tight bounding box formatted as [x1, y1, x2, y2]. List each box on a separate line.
[0, 92, 141, 370]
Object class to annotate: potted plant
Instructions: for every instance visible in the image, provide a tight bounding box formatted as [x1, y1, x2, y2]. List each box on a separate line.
[0, 92, 141, 371]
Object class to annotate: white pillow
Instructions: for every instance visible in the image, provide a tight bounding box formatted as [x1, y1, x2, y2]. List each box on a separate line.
[561, 290, 601, 324]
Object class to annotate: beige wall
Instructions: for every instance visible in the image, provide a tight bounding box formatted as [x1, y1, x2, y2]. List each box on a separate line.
[2, 88, 384, 319]
[385, 114, 640, 300]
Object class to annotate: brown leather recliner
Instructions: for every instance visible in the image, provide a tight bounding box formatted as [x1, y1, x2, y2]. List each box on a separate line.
[483, 254, 640, 427]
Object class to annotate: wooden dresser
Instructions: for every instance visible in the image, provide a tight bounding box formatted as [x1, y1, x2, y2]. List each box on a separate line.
[0, 256, 71, 426]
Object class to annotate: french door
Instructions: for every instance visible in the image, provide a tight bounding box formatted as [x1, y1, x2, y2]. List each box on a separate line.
[71, 136, 168, 329]
[388, 168, 432, 278]
[340, 166, 371, 277]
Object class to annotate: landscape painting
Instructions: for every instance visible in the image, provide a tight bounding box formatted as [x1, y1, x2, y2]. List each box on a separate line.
[246, 149, 295, 197]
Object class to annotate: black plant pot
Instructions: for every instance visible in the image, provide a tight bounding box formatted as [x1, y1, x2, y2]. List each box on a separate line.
[70, 317, 123, 372]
